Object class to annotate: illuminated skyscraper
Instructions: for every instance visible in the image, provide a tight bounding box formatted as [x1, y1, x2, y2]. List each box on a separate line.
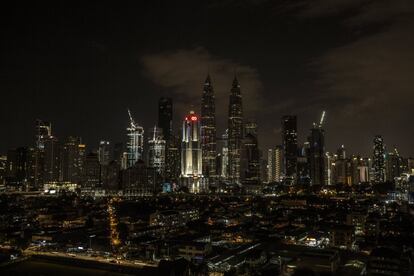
[228, 76, 244, 184]
[148, 126, 166, 177]
[282, 115, 297, 180]
[267, 146, 284, 183]
[180, 111, 204, 193]
[126, 109, 144, 168]
[373, 135, 386, 183]
[219, 130, 229, 179]
[201, 74, 217, 179]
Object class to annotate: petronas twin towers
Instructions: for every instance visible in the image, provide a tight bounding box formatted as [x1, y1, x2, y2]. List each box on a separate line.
[200, 74, 243, 184]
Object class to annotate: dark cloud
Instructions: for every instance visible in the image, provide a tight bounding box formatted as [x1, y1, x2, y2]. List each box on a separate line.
[140, 47, 264, 131]
[1, 1, 413, 156]
[298, 0, 414, 154]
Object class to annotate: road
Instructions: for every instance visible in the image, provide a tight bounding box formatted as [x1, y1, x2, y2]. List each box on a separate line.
[23, 247, 157, 268]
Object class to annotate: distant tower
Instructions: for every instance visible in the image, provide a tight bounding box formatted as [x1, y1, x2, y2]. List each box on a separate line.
[158, 97, 173, 142]
[267, 146, 284, 183]
[43, 135, 60, 183]
[201, 74, 217, 180]
[61, 136, 83, 184]
[126, 109, 144, 168]
[220, 130, 229, 179]
[148, 126, 166, 177]
[241, 121, 260, 186]
[35, 120, 52, 150]
[308, 112, 326, 185]
[386, 146, 403, 181]
[373, 135, 386, 183]
[180, 111, 204, 193]
[228, 76, 244, 184]
[282, 115, 297, 180]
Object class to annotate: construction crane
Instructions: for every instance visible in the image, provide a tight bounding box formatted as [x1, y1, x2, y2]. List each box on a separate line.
[319, 110, 326, 128]
[127, 108, 136, 128]
[312, 110, 326, 129]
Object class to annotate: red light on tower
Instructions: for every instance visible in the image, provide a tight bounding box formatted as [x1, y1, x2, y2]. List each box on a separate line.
[190, 116, 198, 121]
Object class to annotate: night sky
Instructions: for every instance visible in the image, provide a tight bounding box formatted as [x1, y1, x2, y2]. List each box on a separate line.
[1, 1, 413, 156]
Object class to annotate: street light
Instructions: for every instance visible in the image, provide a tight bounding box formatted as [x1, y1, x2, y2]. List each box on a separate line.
[89, 235, 96, 251]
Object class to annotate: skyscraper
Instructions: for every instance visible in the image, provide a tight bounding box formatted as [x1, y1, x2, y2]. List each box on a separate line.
[61, 136, 83, 184]
[267, 145, 285, 183]
[219, 130, 229, 179]
[373, 135, 386, 183]
[127, 109, 144, 168]
[34, 119, 52, 189]
[241, 122, 261, 187]
[308, 127, 325, 185]
[158, 97, 173, 142]
[98, 140, 111, 166]
[43, 135, 60, 183]
[386, 146, 402, 182]
[201, 74, 217, 179]
[282, 115, 297, 181]
[148, 126, 166, 177]
[180, 111, 204, 193]
[35, 119, 52, 150]
[228, 76, 244, 184]
[165, 134, 181, 183]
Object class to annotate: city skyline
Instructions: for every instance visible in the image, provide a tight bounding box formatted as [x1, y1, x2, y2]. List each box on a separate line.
[2, 1, 414, 156]
[2, 2, 414, 275]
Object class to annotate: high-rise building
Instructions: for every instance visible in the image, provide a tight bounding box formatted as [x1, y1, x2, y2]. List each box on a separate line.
[407, 158, 414, 174]
[357, 157, 370, 183]
[201, 74, 217, 180]
[325, 152, 334, 185]
[297, 142, 310, 185]
[82, 152, 101, 193]
[386, 146, 403, 181]
[98, 140, 111, 166]
[373, 135, 386, 183]
[148, 126, 166, 177]
[127, 109, 144, 168]
[158, 97, 180, 182]
[0, 155, 6, 188]
[122, 160, 158, 196]
[282, 115, 297, 181]
[228, 76, 244, 184]
[308, 127, 325, 185]
[113, 142, 124, 164]
[43, 135, 60, 183]
[61, 136, 83, 184]
[34, 119, 52, 189]
[6, 147, 36, 190]
[219, 130, 229, 179]
[266, 147, 284, 183]
[35, 119, 52, 150]
[180, 111, 204, 193]
[164, 134, 180, 182]
[158, 97, 173, 142]
[241, 122, 261, 187]
[333, 146, 347, 185]
[274, 145, 284, 182]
